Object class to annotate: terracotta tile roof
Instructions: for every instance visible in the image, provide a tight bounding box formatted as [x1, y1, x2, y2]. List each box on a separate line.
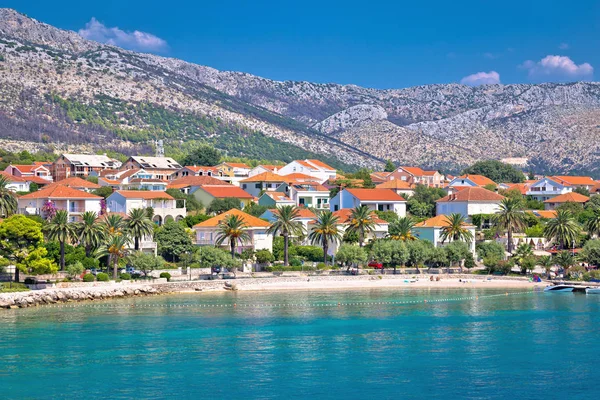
[543, 192, 590, 203]
[53, 176, 101, 189]
[528, 210, 558, 219]
[437, 187, 504, 202]
[20, 185, 102, 199]
[376, 180, 413, 190]
[503, 183, 529, 195]
[9, 164, 49, 173]
[345, 188, 406, 202]
[199, 185, 253, 199]
[399, 166, 426, 176]
[332, 209, 388, 224]
[422, 170, 438, 176]
[264, 192, 294, 202]
[23, 176, 53, 185]
[222, 162, 250, 169]
[240, 172, 286, 183]
[295, 208, 317, 219]
[307, 159, 335, 170]
[99, 178, 121, 185]
[415, 215, 475, 228]
[551, 176, 597, 186]
[0, 171, 26, 182]
[457, 174, 496, 186]
[296, 160, 318, 170]
[115, 190, 174, 200]
[194, 208, 270, 228]
[167, 175, 228, 189]
[591, 182, 600, 194]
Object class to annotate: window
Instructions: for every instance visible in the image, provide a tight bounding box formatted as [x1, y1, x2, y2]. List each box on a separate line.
[242, 184, 247, 189]
[378, 205, 384, 211]
[386, 204, 391, 210]
[255, 183, 262, 189]
[334, 205, 339, 211]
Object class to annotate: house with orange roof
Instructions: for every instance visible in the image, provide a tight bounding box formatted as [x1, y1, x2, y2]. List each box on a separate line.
[412, 215, 476, 254]
[543, 192, 590, 210]
[52, 176, 101, 192]
[330, 188, 407, 217]
[551, 176, 597, 191]
[279, 182, 331, 210]
[52, 153, 122, 181]
[171, 165, 225, 180]
[193, 185, 254, 209]
[18, 185, 103, 222]
[258, 192, 296, 208]
[4, 163, 53, 182]
[98, 169, 167, 191]
[248, 164, 282, 177]
[277, 159, 337, 183]
[0, 171, 31, 192]
[240, 172, 288, 197]
[447, 174, 496, 191]
[591, 182, 600, 196]
[106, 190, 185, 225]
[498, 182, 531, 195]
[370, 172, 391, 185]
[526, 177, 573, 202]
[387, 166, 444, 188]
[436, 187, 504, 219]
[376, 179, 415, 197]
[192, 208, 273, 253]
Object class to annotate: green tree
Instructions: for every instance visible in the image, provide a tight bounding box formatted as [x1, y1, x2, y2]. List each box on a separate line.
[103, 214, 125, 235]
[44, 210, 77, 270]
[101, 234, 130, 279]
[0, 215, 55, 281]
[406, 185, 447, 218]
[555, 251, 575, 278]
[243, 202, 268, 218]
[585, 210, 600, 238]
[66, 261, 84, 279]
[125, 208, 154, 251]
[444, 241, 470, 272]
[92, 186, 114, 199]
[371, 240, 393, 265]
[155, 220, 193, 262]
[388, 217, 417, 241]
[0, 175, 17, 217]
[267, 205, 305, 266]
[76, 211, 105, 257]
[128, 251, 165, 277]
[538, 255, 555, 279]
[439, 213, 474, 244]
[406, 240, 433, 272]
[207, 198, 242, 214]
[461, 160, 524, 183]
[494, 197, 527, 254]
[384, 159, 396, 172]
[573, 187, 590, 197]
[463, 253, 476, 271]
[196, 246, 231, 269]
[180, 144, 222, 167]
[390, 240, 409, 273]
[308, 211, 342, 265]
[580, 239, 600, 267]
[255, 249, 274, 264]
[476, 241, 505, 261]
[544, 209, 580, 250]
[215, 214, 251, 259]
[336, 244, 367, 271]
[346, 205, 376, 247]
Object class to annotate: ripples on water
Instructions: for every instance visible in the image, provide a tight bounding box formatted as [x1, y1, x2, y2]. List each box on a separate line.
[1, 288, 599, 399]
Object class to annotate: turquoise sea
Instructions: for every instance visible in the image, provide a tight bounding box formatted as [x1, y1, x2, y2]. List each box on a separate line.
[1, 288, 599, 399]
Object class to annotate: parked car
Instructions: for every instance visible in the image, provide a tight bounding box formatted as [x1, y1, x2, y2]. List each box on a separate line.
[368, 261, 383, 269]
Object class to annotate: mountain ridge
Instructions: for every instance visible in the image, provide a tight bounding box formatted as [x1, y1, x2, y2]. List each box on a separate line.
[1, 8, 600, 176]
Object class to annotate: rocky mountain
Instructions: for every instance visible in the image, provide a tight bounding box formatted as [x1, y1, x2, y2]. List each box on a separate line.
[1, 8, 600, 175]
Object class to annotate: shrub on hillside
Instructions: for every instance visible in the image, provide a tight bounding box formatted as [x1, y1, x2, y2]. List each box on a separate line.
[83, 273, 95, 282]
[96, 272, 109, 282]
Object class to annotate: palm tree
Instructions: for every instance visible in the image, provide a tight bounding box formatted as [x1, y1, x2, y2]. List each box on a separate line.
[101, 234, 130, 279]
[346, 205, 376, 247]
[555, 251, 575, 279]
[586, 210, 600, 238]
[103, 214, 125, 236]
[538, 255, 554, 279]
[544, 209, 580, 250]
[215, 214, 251, 259]
[495, 197, 526, 254]
[0, 174, 17, 218]
[76, 211, 105, 257]
[125, 208, 154, 251]
[44, 210, 77, 270]
[267, 205, 305, 266]
[388, 217, 417, 241]
[440, 213, 474, 244]
[308, 210, 342, 265]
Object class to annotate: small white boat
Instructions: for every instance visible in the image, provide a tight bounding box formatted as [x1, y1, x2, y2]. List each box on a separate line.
[544, 284, 577, 292]
[586, 287, 600, 294]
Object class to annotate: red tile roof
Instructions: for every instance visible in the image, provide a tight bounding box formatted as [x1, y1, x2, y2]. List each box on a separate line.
[167, 175, 228, 189]
[307, 159, 335, 170]
[194, 208, 270, 228]
[53, 176, 101, 189]
[295, 208, 317, 219]
[551, 176, 597, 186]
[198, 185, 253, 199]
[415, 215, 474, 228]
[543, 192, 590, 203]
[241, 172, 286, 183]
[457, 174, 496, 186]
[437, 187, 504, 202]
[115, 190, 174, 200]
[0, 171, 26, 182]
[222, 162, 250, 169]
[399, 166, 426, 176]
[9, 164, 49, 173]
[376, 180, 413, 190]
[23, 176, 53, 185]
[20, 185, 102, 199]
[345, 188, 406, 202]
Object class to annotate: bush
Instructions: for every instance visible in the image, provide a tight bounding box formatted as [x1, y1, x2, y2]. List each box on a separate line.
[120, 273, 132, 280]
[290, 258, 302, 267]
[83, 273, 95, 282]
[265, 265, 315, 272]
[66, 261, 84, 279]
[96, 272, 109, 281]
[316, 262, 327, 270]
[496, 260, 515, 275]
[255, 249, 274, 264]
[159, 272, 171, 281]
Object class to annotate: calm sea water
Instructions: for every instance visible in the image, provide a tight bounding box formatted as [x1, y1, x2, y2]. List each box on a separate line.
[1, 288, 599, 399]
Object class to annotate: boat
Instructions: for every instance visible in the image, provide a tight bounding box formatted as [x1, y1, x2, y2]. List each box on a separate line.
[586, 287, 600, 294]
[544, 284, 581, 292]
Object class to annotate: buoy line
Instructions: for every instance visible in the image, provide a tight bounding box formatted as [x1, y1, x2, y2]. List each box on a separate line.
[17, 290, 538, 311]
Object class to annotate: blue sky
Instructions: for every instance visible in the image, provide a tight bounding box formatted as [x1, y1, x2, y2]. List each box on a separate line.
[4, 0, 599, 88]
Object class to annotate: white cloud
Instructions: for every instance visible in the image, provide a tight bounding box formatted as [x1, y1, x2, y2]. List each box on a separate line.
[483, 52, 499, 60]
[460, 71, 501, 86]
[78, 18, 168, 53]
[521, 55, 593, 82]
[559, 43, 569, 50]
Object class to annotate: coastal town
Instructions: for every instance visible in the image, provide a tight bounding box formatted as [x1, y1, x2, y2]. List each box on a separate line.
[1, 146, 600, 300]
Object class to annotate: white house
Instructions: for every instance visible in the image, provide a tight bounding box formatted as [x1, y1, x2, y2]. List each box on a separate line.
[258, 192, 296, 208]
[447, 174, 496, 190]
[551, 176, 597, 191]
[248, 164, 282, 177]
[193, 209, 273, 253]
[526, 177, 573, 202]
[412, 215, 476, 254]
[240, 172, 287, 198]
[4, 163, 53, 182]
[436, 187, 504, 219]
[329, 188, 406, 217]
[106, 190, 185, 225]
[18, 184, 102, 222]
[281, 182, 330, 210]
[278, 159, 337, 183]
[99, 169, 167, 191]
[543, 192, 589, 210]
